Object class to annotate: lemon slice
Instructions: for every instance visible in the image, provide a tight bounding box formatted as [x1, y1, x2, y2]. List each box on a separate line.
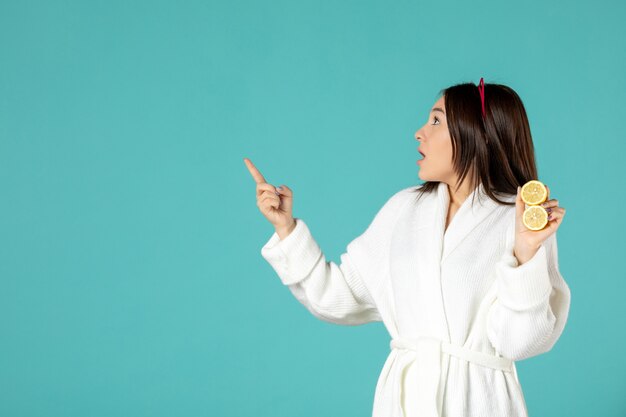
[523, 206, 549, 230]
[521, 180, 548, 205]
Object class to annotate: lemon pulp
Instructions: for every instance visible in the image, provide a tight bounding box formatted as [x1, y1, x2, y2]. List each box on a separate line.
[523, 206, 549, 230]
[521, 180, 548, 205]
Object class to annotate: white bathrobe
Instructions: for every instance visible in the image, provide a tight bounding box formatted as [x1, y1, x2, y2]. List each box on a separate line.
[260, 181, 571, 417]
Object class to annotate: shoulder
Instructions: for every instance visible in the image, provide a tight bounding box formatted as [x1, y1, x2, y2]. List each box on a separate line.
[382, 184, 423, 211]
[347, 186, 418, 257]
[392, 184, 423, 199]
[362, 185, 421, 230]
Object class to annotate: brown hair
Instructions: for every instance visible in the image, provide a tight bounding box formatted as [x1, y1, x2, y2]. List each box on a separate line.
[412, 81, 539, 207]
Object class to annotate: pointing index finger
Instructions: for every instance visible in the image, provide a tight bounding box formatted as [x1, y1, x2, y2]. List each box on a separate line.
[243, 158, 266, 184]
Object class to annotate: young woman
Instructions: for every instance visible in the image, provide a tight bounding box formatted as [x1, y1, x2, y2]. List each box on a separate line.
[244, 79, 570, 417]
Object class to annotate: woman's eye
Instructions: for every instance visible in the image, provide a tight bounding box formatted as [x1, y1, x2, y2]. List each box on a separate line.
[431, 117, 440, 125]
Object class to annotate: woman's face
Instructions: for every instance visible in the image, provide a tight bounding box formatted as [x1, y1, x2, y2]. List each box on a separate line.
[414, 96, 455, 183]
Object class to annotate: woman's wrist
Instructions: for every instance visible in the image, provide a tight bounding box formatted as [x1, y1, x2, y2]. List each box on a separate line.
[276, 219, 297, 240]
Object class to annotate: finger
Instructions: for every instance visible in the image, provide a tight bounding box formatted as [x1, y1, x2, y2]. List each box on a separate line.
[259, 189, 279, 201]
[244, 158, 266, 184]
[547, 207, 565, 220]
[276, 184, 293, 198]
[257, 182, 278, 196]
[547, 210, 565, 227]
[259, 193, 280, 208]
[541, 198, 559, 209]
[544, 206, 562, 221]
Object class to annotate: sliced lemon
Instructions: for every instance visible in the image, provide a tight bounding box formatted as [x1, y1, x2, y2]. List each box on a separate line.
[521, 180, 548, 205]
[523, 205, 549, 230]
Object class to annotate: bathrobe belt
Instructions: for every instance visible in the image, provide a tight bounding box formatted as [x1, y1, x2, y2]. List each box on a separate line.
[390, 336, 514, 417]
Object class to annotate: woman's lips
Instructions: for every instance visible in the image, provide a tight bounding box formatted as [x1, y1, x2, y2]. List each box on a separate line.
[417, 149, 426, 165]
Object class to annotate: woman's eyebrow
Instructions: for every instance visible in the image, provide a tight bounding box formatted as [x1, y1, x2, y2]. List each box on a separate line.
[431, 107, 445, 114]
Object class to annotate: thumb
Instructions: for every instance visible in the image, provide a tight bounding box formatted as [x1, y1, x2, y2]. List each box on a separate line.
[276, 184, 294, 214]
[276, 184, 293, 198]
[516, 186, 524, 226]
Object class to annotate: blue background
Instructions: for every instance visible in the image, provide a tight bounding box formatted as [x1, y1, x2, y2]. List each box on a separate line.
[1, 0, 624, 416]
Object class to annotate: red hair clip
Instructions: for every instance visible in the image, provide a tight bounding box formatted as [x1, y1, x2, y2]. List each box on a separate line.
[477, 77, 486, 119]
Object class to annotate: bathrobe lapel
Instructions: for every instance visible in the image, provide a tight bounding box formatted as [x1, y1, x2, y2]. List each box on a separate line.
[389, 182, 504, 340]
[439, 182, 503, 264]
[389, 186, 444, 339]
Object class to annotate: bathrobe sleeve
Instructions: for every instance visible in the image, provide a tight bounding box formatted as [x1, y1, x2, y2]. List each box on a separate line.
[486, 228, 572, 361]
[260, 188, 412, 326]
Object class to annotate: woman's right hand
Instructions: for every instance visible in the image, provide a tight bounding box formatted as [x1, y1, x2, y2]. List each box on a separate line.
[244, 157, 295, 232]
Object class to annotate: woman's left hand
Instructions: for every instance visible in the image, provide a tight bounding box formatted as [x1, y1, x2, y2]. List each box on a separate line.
[513, 184, 566, 265]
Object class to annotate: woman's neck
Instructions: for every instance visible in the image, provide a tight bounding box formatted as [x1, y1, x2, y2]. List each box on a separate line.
[447, 182, 475, 208]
